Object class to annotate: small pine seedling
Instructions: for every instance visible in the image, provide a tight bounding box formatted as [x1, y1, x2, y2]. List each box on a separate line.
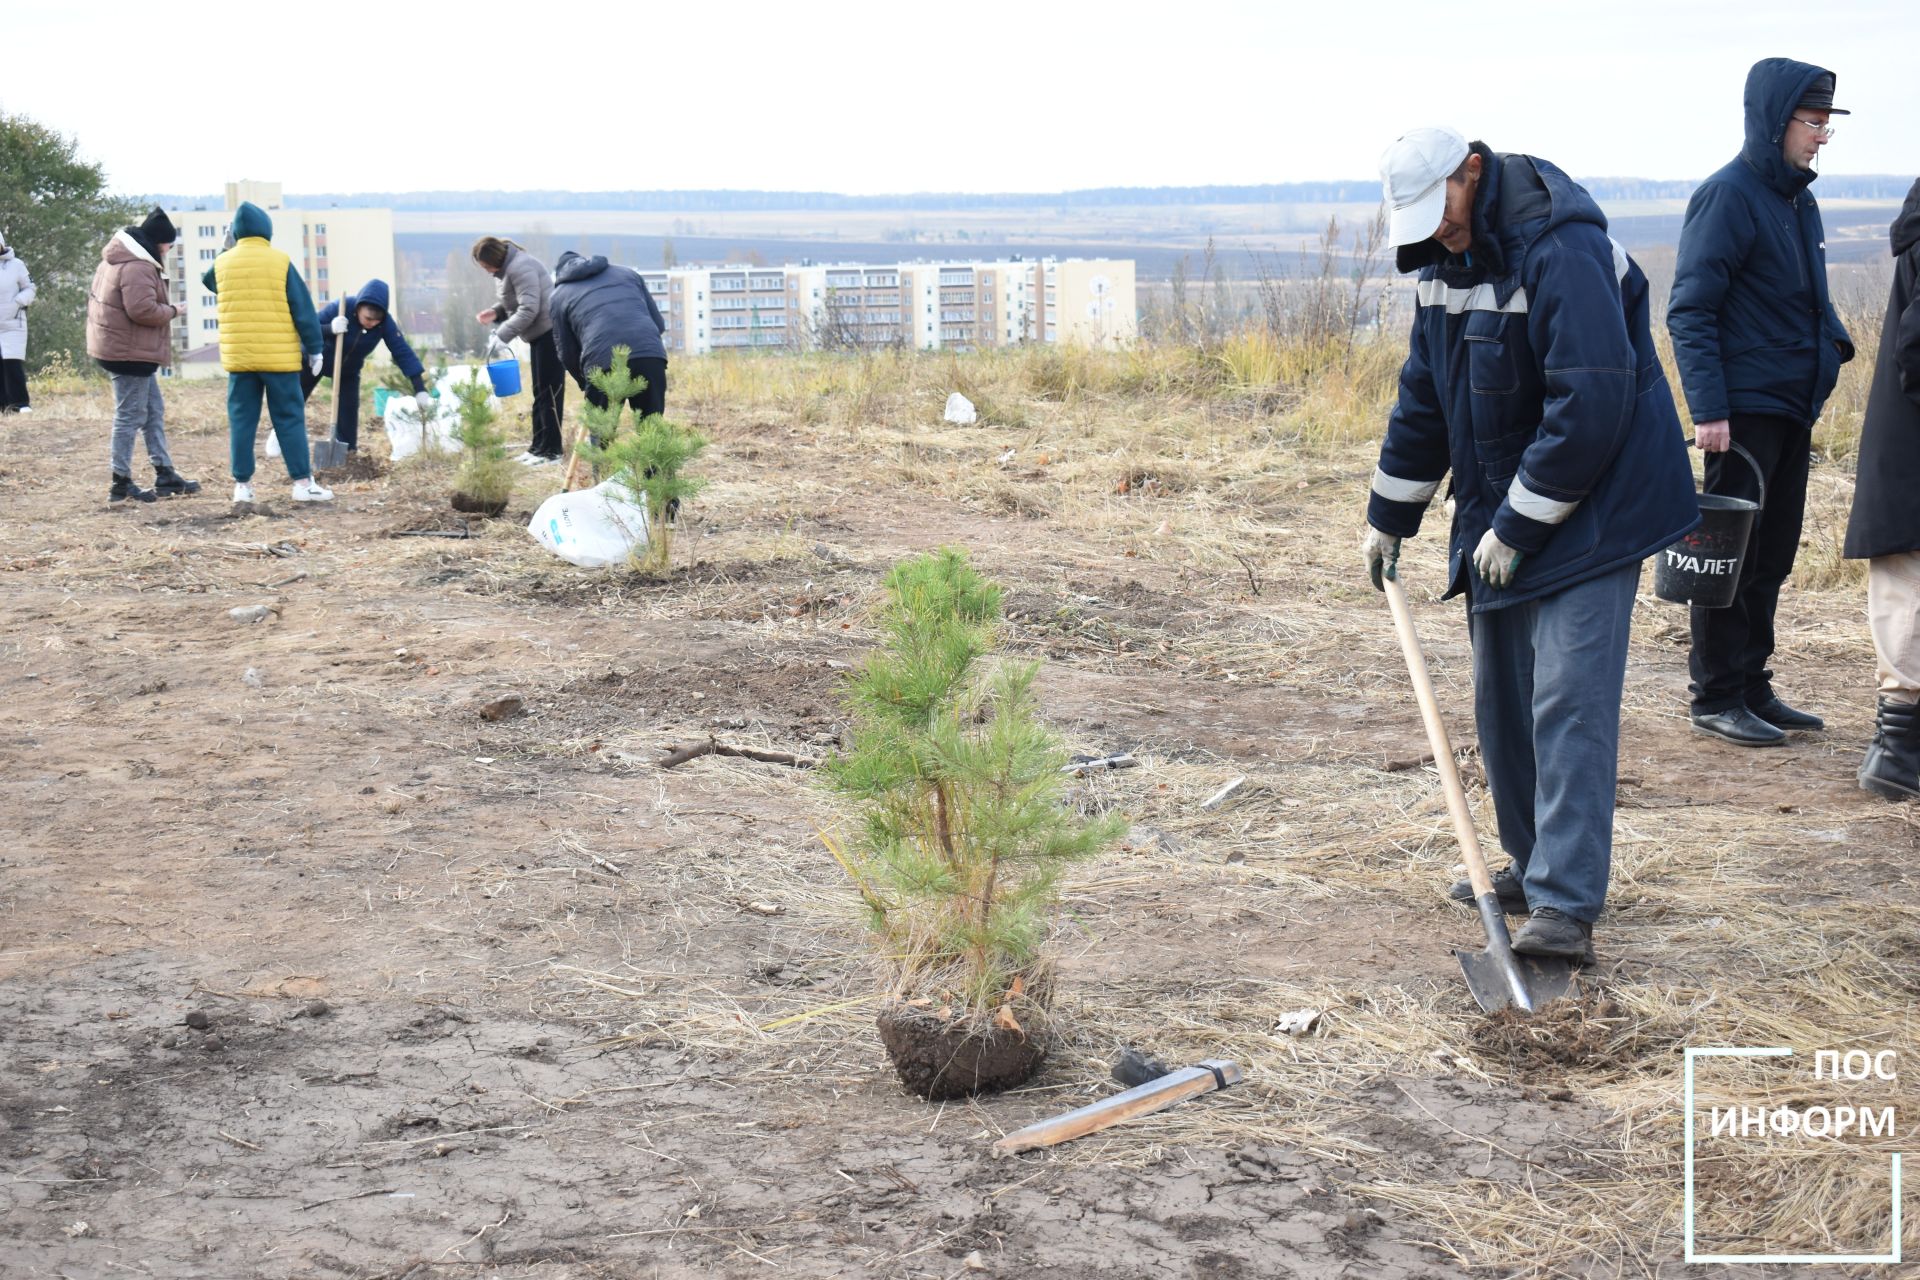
[576, 345, 709, 575]
[825, 548, 1125, 1020]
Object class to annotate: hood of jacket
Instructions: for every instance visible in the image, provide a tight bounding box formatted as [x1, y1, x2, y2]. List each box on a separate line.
[231, 200, 273, 242]
[1741, 57, 1831, 197]
[105, 229, 163, 271]
[352, 278, 391, 317]
[554, 251, 610, 285]
[1892, 178, 1920, 258]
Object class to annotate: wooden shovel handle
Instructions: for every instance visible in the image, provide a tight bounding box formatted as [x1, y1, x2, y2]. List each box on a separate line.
[560, 412, 589, 492]
[333, 293, 350, 440]
[1382, 575, 1493, 899]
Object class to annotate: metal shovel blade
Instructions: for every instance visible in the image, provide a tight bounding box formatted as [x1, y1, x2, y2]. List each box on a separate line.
[1455, 894, 1578, 1013]
[309, 436, 350, 471]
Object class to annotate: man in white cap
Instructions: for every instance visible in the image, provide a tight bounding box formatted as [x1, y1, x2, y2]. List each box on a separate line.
[1361, 128, 1698, 965]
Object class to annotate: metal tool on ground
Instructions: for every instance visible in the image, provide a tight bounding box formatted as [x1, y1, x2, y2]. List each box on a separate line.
[992, 1059, 1242, 1155]
[310, 302, 353, 471]
[1382, 575, 1576, 1014]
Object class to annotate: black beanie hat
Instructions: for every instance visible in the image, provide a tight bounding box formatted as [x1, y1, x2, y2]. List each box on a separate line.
[137, 207, 179, 247]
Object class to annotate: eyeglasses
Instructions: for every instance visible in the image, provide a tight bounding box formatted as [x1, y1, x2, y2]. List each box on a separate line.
[1791, 117, 1836, 140]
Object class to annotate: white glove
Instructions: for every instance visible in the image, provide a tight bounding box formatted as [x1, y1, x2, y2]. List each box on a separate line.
[1472, 529, 1524, 587]
[487, 333, 510, 357]
[1362, 527, 1402, 591]
[330, 315, 349, 335]
[309, 352, 324, 376]
[415, 391, 433, 410]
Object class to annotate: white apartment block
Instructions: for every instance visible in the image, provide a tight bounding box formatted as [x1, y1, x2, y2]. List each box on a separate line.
[636, 257, 1135, 356]
[163, 180, 396, 378]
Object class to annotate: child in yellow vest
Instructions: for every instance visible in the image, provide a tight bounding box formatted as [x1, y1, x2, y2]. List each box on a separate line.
[200, 201, 331, 504]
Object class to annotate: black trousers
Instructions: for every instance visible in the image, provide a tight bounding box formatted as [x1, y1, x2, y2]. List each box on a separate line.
[528, 331, 566, 458]
[0, 358, 28, 410]
[583, 354, 668, 419]
[300, 363, 362, 449]
[1688, 413, 1813, 713]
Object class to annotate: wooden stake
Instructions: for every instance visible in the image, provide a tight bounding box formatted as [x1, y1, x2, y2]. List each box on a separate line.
[991, 1059, 1242, 1156]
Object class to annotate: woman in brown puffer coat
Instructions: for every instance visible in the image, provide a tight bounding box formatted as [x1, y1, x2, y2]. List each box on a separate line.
[86, 207, 200, 503]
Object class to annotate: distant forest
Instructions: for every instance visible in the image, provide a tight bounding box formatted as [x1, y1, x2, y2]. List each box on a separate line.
[140, 176, 1920, 212]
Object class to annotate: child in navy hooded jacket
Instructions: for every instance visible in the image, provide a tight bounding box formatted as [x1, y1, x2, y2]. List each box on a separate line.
[300, 278, 430, 451]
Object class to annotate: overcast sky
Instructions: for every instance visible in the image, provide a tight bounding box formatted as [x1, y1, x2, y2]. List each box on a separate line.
[5, 0, 1913, 197]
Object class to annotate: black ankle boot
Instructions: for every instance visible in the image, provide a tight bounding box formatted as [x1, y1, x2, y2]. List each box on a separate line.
[153, 465, 200, 496]
[110, 473, 157, 504]
[1860, 698, 1920, 801]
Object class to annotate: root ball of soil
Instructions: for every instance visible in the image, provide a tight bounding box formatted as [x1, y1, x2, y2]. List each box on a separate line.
[876, 1002, 1046, 1100]
[184, 1010, 211, 1031]
[450, 491, 508, 517]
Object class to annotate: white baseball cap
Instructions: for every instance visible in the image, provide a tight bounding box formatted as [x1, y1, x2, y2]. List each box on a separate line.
[1380, 127, 1470, 249]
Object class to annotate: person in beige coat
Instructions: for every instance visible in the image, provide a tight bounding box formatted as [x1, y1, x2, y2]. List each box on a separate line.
[86, 208, 200, 503]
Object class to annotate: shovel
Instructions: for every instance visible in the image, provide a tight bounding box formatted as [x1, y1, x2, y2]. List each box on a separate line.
[309, 297, 352, 471]
[1382, 574, 1576, 1014]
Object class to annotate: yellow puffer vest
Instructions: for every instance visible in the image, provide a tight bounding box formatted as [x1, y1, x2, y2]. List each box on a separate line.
[214, 238, 301, 372]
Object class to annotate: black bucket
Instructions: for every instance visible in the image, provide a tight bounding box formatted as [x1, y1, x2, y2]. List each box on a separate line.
[1654, 440, 1765, 609]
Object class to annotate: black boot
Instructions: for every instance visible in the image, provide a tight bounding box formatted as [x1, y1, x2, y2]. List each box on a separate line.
[153, 465, 201, 496]
[110, 473, 157, 504]
[1859, 698, 1920, 801]
[1511, 907, 1597, 966]
[1447, 865, 1530, 914]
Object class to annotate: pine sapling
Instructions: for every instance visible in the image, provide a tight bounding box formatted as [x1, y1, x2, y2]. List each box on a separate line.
[825, 548, 1124, 1024]
[450, 376, 515, 508]
[576, 345, 710, 575]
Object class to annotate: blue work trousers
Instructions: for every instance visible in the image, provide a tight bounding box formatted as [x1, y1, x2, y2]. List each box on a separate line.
[228, 371, 310, 482]
[1468, 563, 1640, 922]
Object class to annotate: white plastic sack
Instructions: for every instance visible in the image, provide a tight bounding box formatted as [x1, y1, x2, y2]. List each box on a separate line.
[384, 396, 463, 461]
[943, 392, 977, 425]
[528, 478, 651, 569]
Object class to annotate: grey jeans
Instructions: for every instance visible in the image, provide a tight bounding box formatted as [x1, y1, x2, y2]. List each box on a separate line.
[109, 372, 174, 476]
[1468, 563, 1641, 923]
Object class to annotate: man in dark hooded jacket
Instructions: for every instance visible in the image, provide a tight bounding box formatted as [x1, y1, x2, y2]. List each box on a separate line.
[1844, 179, 1920, 799]
[1669, 58, 1855, 746]
[549, 251, 668, 436]
[1362, 127, 1698, 964]
[299, 279, 430, 452]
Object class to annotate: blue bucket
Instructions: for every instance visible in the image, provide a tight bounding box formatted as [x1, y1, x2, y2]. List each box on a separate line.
[486, 357, 522, 397]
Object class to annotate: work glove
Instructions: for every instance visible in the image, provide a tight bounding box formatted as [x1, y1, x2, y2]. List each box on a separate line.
[415, 390, 434, 411]
[330, 315, 349, 335]
[1472, 529, 1523, 587]
[308, 352, 324, 376]
[1362, 526, 1401, 591]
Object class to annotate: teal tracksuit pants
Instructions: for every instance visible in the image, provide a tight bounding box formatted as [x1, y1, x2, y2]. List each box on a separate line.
[228, 371, 310, 482]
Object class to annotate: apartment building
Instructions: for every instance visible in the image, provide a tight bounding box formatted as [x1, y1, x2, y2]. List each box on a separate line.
[649, 257, 1134, 356]
[163, 180, 396, 378]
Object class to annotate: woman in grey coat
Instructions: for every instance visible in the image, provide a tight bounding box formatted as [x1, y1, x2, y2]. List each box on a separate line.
[471, 237, 565, 465]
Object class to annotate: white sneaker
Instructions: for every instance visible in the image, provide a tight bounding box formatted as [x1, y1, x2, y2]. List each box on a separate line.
[530, 454, 559, 467]
[291, 478, 334, 502]
[516, 452, 540, 466]
[15, 406, 31, 416]
[232, 481, 255, 504]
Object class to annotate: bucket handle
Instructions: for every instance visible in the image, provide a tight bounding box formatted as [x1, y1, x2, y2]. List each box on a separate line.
[1686, 436, 1766, 513]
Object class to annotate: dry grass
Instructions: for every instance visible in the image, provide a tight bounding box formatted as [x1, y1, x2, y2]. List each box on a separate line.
[33, 326, 1904, 1275]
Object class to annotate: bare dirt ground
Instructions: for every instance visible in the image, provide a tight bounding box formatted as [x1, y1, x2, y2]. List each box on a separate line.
[2, 368, 1913, 1279]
